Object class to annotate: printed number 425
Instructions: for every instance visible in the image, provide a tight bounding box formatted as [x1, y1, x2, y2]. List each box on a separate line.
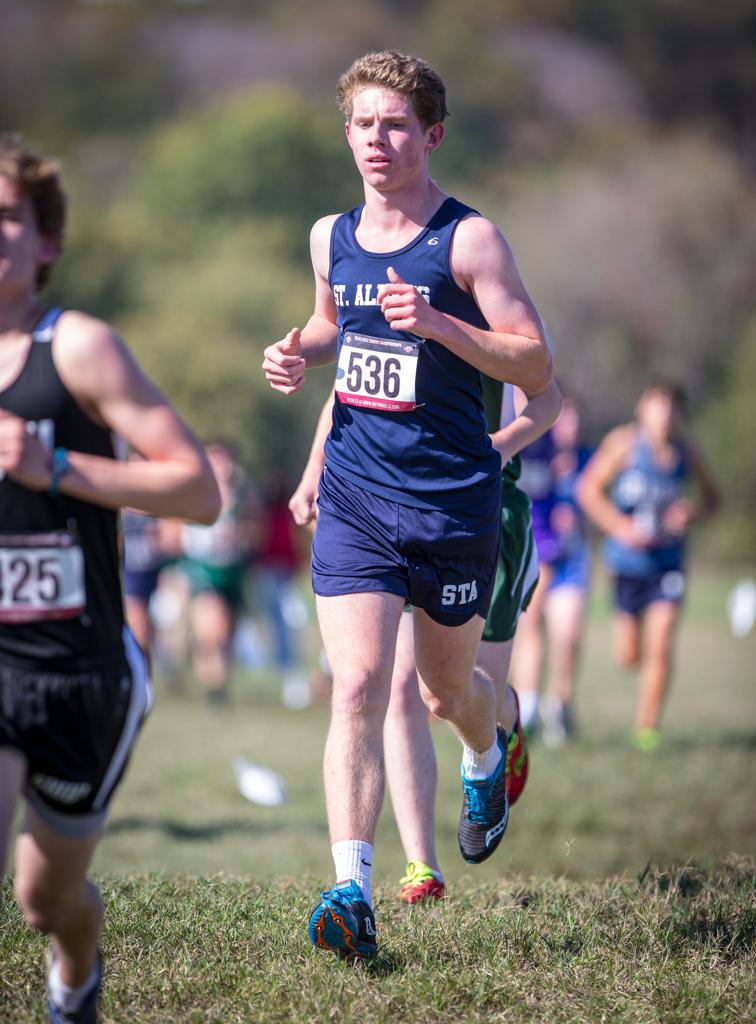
[0, 555, 61, 603]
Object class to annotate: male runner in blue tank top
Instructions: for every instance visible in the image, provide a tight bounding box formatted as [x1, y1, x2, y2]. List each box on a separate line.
[291, 378, 561, 903]
[262, 51, 553, 957]
[0, 134, 220, 1023]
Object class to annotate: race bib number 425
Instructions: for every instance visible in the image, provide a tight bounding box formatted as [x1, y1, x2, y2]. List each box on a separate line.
[0, 531, 86, 624]
[335, 332, 422, 412]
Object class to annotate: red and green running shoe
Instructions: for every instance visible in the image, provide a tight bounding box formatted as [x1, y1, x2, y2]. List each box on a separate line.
[398, 861, 446, 904]
[505, 690, 529, 807]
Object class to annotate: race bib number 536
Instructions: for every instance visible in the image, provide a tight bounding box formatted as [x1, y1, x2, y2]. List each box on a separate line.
[0, 531, 86, 624]
[336, 332, 422, 412]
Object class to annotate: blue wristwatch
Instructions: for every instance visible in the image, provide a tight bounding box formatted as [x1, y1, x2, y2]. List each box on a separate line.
[48, 446, 70, 496]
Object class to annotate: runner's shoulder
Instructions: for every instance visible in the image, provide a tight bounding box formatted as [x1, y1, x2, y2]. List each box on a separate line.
[53, 310, 133, 403]
[310, 214, 342, 275]
[310, 213, 342, 246]
[451, 215, 515, 274]
[597, 423, 637, 467]
[54, 310, 123, 365]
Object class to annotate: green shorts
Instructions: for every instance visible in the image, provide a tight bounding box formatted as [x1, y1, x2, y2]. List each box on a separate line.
[177, 559, 246, 611]
[481, 484, 539, 644]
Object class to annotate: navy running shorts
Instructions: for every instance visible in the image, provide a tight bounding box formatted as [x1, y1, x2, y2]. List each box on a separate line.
[0, 629, 151, 838]
[122, 567, 161, 603]
[312, 466, 501, 627]
[613, 570, 686, 616]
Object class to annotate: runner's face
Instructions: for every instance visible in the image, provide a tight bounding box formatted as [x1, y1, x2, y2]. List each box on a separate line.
[0, 175, 55, 296]
[637, 391, 678, 442]
[345, 87, 443, 192]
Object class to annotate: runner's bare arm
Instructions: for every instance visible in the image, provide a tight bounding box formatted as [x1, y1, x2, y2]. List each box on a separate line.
[688, 444, 720, 520]
[289, 388, 335, 527]
[663, 441, 721, 536]
[376, 217, 552, 393]
[576, 425, 647, 548]
[489, 380, 562, 467]
[0, 312, 220, 522]
[262, 216, 340, 395]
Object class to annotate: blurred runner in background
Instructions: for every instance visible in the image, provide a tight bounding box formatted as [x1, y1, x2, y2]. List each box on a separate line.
[257, 472, 310, 709]
[538, 397, 593, 746]
[121, 509, 168, 658]
[510, 427, 558, 733]
[178, 440, 262, 702]
[578, 381, 719, 750]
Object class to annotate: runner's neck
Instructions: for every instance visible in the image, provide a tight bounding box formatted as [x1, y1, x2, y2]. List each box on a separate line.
[357, 181, 448, 252]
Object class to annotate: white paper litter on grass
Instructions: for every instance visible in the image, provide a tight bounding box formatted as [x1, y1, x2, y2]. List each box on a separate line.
[727, 578, 756, 638]
[232, 758, 287, 807]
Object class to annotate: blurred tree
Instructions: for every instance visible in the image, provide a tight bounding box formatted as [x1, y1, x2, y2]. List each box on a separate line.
[569, 0, 756, 157]
[133, 89, 358, 256]
[699, 317, 756, 557]
[0, 4, 175, 152]
[495, 135, 755, 441]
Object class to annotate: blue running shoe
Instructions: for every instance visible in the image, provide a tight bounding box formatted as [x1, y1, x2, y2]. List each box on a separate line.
[47, 949, 101, 1024]
[458, 726, 509, 864]
[307, 880, 377, 958]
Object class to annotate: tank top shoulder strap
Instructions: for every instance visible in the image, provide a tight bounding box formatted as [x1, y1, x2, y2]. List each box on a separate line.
[31, 307, 65, 344]
[329, 207, 361, 278]
[428, 196, 480, 230]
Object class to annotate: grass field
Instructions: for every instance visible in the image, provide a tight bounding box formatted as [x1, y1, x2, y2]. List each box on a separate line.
[3, 860, 753, 1023]
[98, 566, 755, 883]
[2, 566, 755, 1022]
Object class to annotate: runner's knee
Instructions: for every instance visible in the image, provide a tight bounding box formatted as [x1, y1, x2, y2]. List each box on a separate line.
[421, 685, 465, 722]
[331, 672, 387, 719]
[615, 644, 638, 669]
[14, 878, 79, 934]
[386, 673, 424, 721]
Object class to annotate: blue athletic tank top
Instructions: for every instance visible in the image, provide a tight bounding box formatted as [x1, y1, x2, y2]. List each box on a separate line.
[552, 444, 592, 560]
[603, 434, 690, 577]
[518, 431, 557, 539]
[324, 197, 501, 511]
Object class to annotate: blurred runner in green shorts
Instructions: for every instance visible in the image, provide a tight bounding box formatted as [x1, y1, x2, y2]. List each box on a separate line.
[290, 374, 561, 902]
[179, 441, 262, 701]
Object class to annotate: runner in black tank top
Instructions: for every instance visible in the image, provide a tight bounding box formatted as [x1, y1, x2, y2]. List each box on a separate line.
[262, 52, 554, 958]
[0, 307, 124, 666]
[0, 134, 220, 1024]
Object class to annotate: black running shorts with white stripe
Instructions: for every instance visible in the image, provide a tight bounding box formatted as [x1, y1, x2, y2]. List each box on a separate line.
[0, 628, 151, 838]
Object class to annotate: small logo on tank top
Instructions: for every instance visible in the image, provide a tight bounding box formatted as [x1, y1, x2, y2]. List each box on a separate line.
[427, 237, 440, 245]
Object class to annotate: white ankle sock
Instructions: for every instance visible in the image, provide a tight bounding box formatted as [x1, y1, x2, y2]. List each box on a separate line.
[462, 736, 502, 780]
[332, 839, 373, 906]
[48, 957, 99, 1015]
[518, 690, 539, 730]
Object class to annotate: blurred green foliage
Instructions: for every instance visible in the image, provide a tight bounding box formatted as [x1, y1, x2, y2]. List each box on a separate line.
[1, 0, 754, 555]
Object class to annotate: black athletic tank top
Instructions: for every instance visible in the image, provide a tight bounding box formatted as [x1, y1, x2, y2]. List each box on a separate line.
[0, 308, 125, 669]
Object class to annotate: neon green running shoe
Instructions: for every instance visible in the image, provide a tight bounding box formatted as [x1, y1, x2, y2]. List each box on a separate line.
[634, 726, 662, 752]
[398, 861, 445, 904]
